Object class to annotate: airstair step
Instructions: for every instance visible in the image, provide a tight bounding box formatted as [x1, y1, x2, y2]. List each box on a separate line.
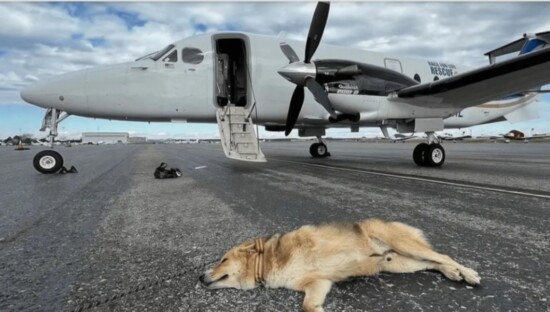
[229, 115, 246, 124]
[216, 104, 265, 162]
[232, 133, 254, 143]
[236, 143, 258, 154]
[230, 124, 252, 133]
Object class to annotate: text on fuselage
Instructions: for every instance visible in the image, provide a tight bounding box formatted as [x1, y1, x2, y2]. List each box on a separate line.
[428, 61, 457, 77]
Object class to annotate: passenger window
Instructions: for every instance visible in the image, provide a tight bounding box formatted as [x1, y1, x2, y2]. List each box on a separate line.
[162, 50, 178, 62]
[182, 48, 204, 64]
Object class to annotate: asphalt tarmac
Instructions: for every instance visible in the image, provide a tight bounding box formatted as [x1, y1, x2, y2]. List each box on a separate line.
[0, 141, 549, 312]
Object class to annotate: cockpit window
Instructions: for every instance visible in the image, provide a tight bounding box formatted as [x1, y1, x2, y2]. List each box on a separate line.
[182, 48, 204, 64]
[162, 50, 178, 62]
[135, 51, 158, 61]
[151, 44, 175, 61]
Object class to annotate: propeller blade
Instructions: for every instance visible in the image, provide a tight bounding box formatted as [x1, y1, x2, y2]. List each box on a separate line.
[305, 78, 337, 118]
[285, 86, 305, 136]
[280, 43, 300, 63]
[304, 2, 330, 63]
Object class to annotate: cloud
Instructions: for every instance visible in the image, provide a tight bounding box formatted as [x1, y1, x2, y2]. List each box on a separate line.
[2, 2, 549, 93]
[1, 2, 550, 138]
[0, 3, 80, 49]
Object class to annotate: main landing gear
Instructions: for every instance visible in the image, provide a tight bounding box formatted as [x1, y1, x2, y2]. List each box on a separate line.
[413, 132, 445, 167]
[33, 108, 70, 174]
[309, 137, 330, 158]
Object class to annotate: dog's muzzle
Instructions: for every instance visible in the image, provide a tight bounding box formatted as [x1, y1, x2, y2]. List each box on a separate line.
[199, 270, 228, 288]
[199, 269, 214, 287]
[199, 273, 207, 285]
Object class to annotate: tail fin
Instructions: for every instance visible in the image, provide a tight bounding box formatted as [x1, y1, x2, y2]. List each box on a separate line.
[485, 32, 549, 94]
[484, 31, 550, 64]
[519, 37, 546, 55]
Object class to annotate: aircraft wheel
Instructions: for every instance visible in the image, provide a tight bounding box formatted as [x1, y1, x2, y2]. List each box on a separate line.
[309, 143, 319, 157]
[425, 144, 445, 167]
[413, 143, 429, 166]
[310, 143, 330, 158]
[33, 150, 63, 174]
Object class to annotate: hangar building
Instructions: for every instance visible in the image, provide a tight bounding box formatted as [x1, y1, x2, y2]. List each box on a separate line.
[81, 132, 129, 144]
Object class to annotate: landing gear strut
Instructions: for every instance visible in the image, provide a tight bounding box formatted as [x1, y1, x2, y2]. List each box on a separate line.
[309, 137, 330, 158]
[413, 132, 445, 167]
[33, 108, 70, 174]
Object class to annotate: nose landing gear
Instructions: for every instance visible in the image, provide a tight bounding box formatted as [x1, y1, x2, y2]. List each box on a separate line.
[413, 132, 445, 167]
[34, 150, 64, 174]
[33, 108, 70, 174]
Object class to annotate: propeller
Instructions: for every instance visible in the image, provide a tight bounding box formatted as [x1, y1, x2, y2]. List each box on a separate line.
[305, 1, 330, 63]
[278, 2, 337, 136]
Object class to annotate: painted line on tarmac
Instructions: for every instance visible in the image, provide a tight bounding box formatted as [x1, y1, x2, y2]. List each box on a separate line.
[270, 158, 550, 200]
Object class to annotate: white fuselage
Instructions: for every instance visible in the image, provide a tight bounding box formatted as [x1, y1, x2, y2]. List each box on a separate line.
[20, 32, 537, 133]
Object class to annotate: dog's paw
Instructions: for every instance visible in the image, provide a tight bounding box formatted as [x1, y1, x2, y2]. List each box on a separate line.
[439, 264, 463, 282]
[460, 267, 481, 285]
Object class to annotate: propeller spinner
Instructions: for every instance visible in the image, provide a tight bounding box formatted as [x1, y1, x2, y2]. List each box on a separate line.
[277, 1, 337, 136]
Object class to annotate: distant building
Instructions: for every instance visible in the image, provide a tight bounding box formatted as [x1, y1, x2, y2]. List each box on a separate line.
[128, 136, 147, 144]
[81, 132, 129, 144]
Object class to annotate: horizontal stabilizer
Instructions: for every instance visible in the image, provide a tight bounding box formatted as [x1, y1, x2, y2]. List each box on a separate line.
[504, 100, 540, 123]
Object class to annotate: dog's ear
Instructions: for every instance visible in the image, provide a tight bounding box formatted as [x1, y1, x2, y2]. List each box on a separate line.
[239, 241, 257, 254]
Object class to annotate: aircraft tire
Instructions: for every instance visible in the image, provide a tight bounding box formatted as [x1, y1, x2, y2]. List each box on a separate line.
[310, 143, 320, 157]
[33, 150, 64, 174]
[425, 144, 445, 167]
[316, 143, 329, 157]
[310, 142, 329, 158]
[413, 143, 429, 166]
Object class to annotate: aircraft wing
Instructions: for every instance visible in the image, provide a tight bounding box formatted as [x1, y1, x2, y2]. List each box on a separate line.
[525, 134, 550, 140]
[394, 46, 550, 109]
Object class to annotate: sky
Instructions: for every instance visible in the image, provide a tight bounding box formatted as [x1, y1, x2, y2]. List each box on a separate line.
[1, 1, 550, 140]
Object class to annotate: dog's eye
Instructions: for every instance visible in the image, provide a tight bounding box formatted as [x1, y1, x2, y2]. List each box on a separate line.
[221, 258, 228, 263]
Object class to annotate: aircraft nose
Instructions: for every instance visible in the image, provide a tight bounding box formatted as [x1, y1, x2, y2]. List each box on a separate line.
[20, 70, 89, 110]
[20, 82, 47, 107]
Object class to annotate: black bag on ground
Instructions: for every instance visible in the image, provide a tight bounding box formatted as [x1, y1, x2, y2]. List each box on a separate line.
[154, 162, 182, 179]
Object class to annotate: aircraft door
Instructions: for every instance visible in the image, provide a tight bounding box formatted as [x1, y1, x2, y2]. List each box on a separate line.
[214, 38, 249, 108]
[216, 53, 231, 106]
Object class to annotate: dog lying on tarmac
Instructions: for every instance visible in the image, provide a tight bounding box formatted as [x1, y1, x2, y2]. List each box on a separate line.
[200, 219, 480, 312]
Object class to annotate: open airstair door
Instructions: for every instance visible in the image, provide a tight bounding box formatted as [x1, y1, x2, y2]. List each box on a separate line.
[216, 105, 265, 162]
[214, 36, 265, 162]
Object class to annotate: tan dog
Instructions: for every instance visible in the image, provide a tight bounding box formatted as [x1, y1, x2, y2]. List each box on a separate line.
[200, 219, 480, 312]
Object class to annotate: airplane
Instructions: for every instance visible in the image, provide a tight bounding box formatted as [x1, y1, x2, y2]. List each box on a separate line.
[20, 2, 550, 173]
[439, 131, 473, 142]
[503, 129, 550, 142]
